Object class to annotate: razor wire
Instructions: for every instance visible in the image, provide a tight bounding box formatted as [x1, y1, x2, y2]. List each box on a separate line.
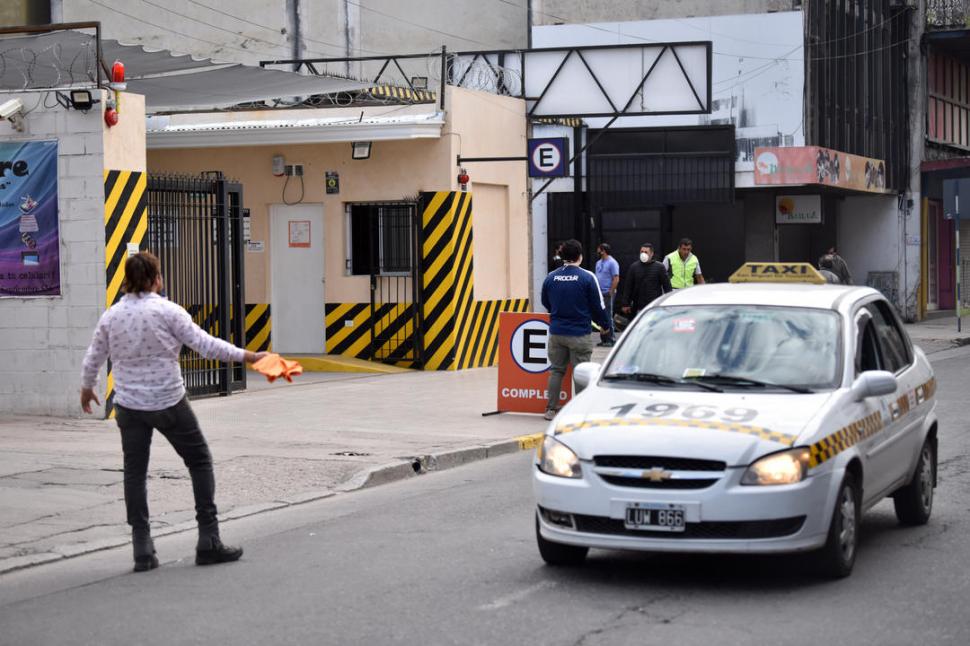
[430, 53, 522, 97]
[0, 40, 99, 91]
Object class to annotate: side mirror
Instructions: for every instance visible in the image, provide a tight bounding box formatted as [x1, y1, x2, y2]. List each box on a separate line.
[850, 370, 897, 401]
[573, 362, 602, 393]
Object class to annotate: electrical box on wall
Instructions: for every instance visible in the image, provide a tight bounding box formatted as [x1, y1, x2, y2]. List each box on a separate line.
[284, 163, 304, 177]
[272, 154, 285, 176]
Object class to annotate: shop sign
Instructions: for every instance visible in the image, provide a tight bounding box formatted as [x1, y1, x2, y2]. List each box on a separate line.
[754, 146, 890, 194]
[0, 140, 60, 297]
[775, 195, 821, 224]
[497, 312, 572, 414]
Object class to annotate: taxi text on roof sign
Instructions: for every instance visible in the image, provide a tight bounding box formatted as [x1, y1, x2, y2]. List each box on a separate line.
[728, 262, 826, 284]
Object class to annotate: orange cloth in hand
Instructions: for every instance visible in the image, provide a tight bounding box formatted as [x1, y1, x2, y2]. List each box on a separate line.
[251, 353, 304, 383]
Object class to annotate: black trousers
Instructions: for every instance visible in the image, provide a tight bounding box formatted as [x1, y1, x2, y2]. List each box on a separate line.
[114, 397, 219, 556]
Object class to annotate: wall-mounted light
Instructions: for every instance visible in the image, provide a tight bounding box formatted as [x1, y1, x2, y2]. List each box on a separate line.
[352, 141, 372, 160]
[69, 90, 95, 111]
[411, 76, 428, 90]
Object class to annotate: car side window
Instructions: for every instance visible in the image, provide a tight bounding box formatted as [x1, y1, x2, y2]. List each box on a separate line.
[867, 302, 911, 373]
[856, 318, 882, 375]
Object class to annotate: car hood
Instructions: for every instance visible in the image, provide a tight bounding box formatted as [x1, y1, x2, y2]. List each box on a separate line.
[551, 385, 834, 466]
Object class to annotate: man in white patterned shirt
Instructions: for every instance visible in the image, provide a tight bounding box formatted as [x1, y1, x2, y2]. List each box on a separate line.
[81, 252, 267, 572]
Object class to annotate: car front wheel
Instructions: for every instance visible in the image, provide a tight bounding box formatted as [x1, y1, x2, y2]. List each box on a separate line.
[535, 515, 588, 566]
[814, 472, 860, 579]
[893, 438, 935, 526]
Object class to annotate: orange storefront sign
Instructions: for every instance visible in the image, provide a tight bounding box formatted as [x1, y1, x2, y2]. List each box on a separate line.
[754, 146, 891, 194]
[496, 312, 572, 414]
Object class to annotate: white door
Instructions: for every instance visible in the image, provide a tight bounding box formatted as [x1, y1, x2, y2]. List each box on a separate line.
[270, 204, 325, 354]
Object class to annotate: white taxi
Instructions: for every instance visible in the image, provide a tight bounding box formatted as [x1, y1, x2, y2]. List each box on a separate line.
[534, 263, 938, 578]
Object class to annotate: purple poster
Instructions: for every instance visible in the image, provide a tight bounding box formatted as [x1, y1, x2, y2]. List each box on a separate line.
[0, 141, 59, 297]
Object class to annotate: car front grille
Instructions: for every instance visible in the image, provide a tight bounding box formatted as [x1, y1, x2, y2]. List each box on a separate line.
[571, 514, 806, 540]
[598, 476, 719, 489]
[593, 455, 727, 471]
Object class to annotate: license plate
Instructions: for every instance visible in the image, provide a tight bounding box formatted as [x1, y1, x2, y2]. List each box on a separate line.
[624, 503, 686, 532]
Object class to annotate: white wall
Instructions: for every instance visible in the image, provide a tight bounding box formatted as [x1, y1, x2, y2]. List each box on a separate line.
[0, 93, 106, 416]
[838, 195, 904, 305]
[533, 0, 798, 24]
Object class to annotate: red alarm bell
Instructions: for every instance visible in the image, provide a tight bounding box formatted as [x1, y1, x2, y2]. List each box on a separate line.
[110, 60, 127, 90]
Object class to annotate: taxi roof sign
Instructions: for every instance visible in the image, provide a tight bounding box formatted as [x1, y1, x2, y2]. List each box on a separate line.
[729, 262, 826, 284]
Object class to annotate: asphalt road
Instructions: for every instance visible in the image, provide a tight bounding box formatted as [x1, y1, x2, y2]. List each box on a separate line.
[2, 349, 969, 646]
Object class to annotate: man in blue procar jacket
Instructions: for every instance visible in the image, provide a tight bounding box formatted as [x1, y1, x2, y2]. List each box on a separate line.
[540, 239, 612, 421]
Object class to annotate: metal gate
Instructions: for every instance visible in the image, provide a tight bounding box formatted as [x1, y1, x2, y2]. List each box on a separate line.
[145, 174, 247, 397]
[353, 202, 422, 364]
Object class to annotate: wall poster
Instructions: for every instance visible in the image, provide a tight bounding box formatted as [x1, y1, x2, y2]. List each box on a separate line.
[0, 140, 59, 297]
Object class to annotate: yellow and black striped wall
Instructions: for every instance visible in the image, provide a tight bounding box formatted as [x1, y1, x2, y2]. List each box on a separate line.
[244, 303, 272, 352]
[325, 302, 418, 364]
[320, 191, 528, 370]
[103, 170, 149, 417]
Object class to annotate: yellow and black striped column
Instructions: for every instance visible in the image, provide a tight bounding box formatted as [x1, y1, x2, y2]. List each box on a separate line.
[419, 191, 530, 370]
[103, 170, 148, 417]
[420, 191, 472, 370]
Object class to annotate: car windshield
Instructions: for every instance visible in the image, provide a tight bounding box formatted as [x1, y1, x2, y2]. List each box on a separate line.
[604, 305, 842, 391]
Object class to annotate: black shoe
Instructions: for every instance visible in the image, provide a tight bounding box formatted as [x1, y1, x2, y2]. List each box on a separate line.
[133, 554, 159, 572]
[195, 538, 243, 566]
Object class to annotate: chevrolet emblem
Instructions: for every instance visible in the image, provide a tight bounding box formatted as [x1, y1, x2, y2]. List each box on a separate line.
[641, 467, 672, 482]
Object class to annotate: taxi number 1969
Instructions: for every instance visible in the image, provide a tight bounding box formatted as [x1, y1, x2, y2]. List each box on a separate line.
[610, 403, 759, 424]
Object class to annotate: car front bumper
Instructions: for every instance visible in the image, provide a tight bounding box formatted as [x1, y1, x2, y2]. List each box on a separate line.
[534, 462, 837, 554]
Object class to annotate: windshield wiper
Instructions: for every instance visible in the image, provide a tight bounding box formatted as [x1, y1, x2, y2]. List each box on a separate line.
[602, 372, 723, 392]
[688, 373, 813, 394]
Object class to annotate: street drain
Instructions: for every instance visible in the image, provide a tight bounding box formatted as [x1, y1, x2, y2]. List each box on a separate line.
[331, 451, 372, 457]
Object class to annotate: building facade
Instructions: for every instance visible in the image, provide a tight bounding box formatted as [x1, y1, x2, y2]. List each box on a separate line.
[529, 1, 924, 321]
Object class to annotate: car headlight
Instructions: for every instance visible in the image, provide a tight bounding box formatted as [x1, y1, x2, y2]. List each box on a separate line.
[741, 448, 810, 486]
[536, 435, 582, 479]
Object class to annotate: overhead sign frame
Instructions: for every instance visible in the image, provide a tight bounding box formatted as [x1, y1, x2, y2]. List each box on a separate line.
[446, 42, 712, 119]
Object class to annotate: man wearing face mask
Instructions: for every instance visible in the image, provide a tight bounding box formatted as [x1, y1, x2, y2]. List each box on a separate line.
[621, 243, 672, 317]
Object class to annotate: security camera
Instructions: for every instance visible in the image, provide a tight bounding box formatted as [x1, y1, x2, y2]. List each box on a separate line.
[0, 99, 26, 132]
[0, 99, 24, 119]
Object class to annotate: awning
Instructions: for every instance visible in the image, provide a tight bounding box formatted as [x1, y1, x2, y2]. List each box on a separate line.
[146, 106, 445, 149]
[0, 28, 369, 112]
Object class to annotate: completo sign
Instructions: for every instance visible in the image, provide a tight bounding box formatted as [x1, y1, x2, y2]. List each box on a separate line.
[527, 137, 568, 178]
[775, 195, 822, 224]
[497, 312, 572, 413]
[754, 146, 890, 194]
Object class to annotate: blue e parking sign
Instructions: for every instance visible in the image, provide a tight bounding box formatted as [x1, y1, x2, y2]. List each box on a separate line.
[528, 138, 568, 178]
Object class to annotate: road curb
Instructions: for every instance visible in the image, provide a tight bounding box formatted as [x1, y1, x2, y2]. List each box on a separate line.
[0, 432, 546, 576]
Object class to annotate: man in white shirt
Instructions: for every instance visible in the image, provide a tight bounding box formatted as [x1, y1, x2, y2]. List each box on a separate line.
[81, 252, 267, 572]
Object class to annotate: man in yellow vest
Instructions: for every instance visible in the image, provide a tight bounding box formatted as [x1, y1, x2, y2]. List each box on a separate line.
[663, 238, 705, 288]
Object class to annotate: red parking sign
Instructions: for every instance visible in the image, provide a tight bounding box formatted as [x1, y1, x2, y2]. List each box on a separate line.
[497, 312, 572, 414]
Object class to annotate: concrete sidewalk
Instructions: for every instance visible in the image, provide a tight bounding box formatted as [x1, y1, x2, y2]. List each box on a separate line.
[904, 316, 970, 355]
[0, 365, 557, 575]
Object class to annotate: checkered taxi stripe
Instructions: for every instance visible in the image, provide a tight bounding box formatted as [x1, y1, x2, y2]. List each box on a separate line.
[808, 411, 883, 468]
[808, 377, 938, 468]
[555, 417, 796, 446]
